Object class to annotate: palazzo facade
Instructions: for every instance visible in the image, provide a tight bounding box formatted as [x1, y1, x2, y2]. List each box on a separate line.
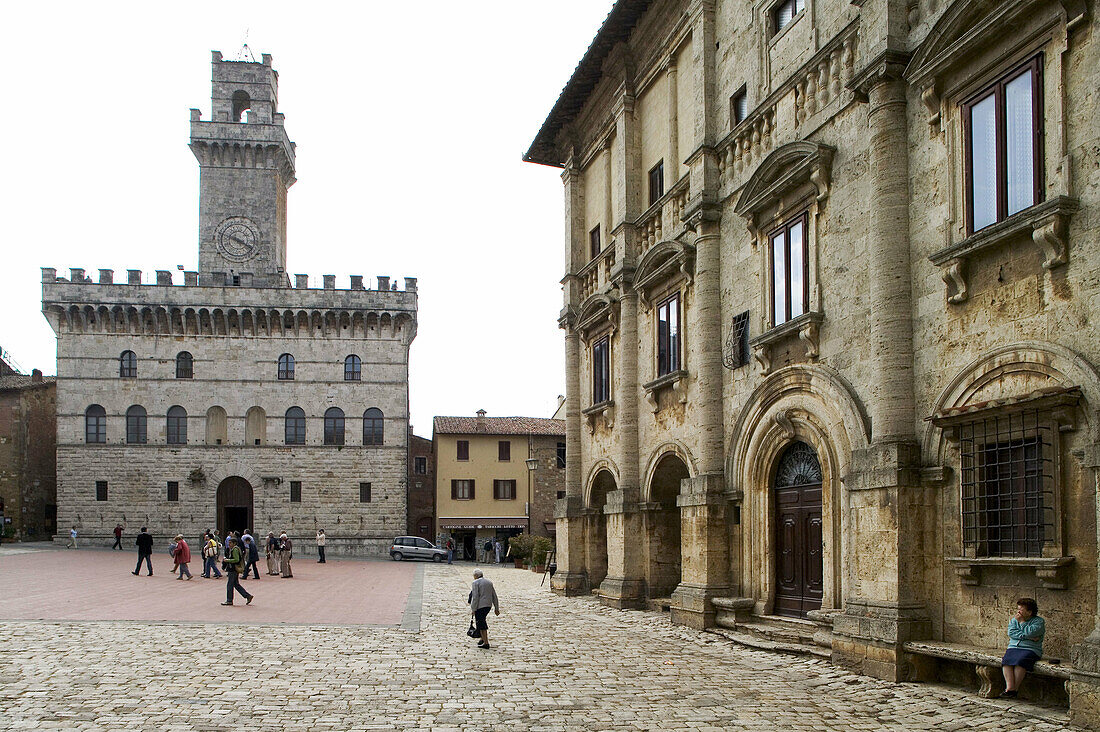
[526, 0, 1100, 722]
[42, 52, 417, 556]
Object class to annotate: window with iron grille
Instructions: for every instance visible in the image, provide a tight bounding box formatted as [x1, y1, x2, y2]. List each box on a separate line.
[957, 409, 1054, 558]
[96, 480, 108, 501]
[344, 354, 362, 381]
[290, 481, 302, 503]
[724, 311, 751, 369]
[452, 479, 474, 500]
[493, 480, 516, 500]
[360, 482, 372, 503]
[167, 481, 179, 502]
[278, 353, 295, 380]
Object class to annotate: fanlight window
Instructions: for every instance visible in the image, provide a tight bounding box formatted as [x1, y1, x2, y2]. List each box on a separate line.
[166, 406, 187, 445]
[345, 355, 362, 381]
[775, 441, 822, 487]
[324, 407, 345, 446]
[119, 350, 137, 378]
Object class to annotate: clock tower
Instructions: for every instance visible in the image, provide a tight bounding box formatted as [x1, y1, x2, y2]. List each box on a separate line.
[189, 50, 296, 286]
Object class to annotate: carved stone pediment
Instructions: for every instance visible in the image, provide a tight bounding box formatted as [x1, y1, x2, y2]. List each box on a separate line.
[575, 292, 619, 342]
[633, 240, 695, 308]
[734, 141, 834, 232]
[905, 0, 1087, 128]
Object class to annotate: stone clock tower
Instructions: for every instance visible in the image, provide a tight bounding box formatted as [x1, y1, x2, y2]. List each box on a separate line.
[189, 51, 296, 286]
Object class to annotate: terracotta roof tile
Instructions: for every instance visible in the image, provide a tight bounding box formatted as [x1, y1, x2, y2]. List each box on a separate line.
[0, 375, 55, 391]
[433, 416, 565, 436]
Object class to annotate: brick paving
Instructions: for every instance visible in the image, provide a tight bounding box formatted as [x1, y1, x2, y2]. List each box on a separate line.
[0, 544, 1079, 730]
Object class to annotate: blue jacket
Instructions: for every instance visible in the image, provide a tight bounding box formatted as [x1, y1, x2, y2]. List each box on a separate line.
[1008, 615, 1045, 656]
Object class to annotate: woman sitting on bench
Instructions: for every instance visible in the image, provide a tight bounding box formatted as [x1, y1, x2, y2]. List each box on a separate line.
[1001, 597, 1045, 698]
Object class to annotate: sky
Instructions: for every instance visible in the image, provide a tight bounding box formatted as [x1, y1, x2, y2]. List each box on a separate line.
[0, 0, 616, 434]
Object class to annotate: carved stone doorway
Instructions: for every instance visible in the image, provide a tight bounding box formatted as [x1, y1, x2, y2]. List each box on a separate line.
[773, 441, 823, 618]
[216, 477, 254, 539]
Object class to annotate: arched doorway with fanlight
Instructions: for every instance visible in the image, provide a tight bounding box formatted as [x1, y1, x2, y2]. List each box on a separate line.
[773, 441, 823, 619]
[216, 477, 254, 538]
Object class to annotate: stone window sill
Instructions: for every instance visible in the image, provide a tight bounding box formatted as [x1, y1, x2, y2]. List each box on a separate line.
[749, 311, 823, 374]
[929, 196, 1080, 303]
[582, 400, 615, 433]
[946, 556, 1075, 590]
[642, 370, 688, 412]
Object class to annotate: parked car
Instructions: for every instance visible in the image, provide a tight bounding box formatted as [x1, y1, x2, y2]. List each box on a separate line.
[390, 536, 447, 562]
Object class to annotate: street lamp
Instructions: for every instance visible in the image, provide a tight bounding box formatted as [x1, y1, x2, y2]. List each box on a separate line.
[525, 458, 539, 532]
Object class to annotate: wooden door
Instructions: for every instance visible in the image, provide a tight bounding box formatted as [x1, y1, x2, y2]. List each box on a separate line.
[216, 477, 253, 538]
[773, 442, 824, 618]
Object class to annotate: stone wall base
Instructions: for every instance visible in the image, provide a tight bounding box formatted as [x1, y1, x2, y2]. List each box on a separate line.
[670, 583, 731, 629]
[550, 570, 589, 596]
[832, 601, 931, 681]
[599, 577, 646, 609]
[1070, 639, 1100, 727]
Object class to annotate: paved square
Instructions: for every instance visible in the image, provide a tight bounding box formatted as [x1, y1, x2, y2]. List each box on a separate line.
[0, 545, 1080, 730]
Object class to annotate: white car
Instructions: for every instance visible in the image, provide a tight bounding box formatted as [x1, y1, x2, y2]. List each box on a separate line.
[389, 536, 447, 562]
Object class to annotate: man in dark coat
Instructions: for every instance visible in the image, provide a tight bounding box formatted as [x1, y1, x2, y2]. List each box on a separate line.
[240, 536, 261, 580]
[132, 527, 154, 576]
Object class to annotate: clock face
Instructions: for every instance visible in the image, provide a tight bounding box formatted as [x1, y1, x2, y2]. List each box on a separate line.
[215, 217, 260, 262]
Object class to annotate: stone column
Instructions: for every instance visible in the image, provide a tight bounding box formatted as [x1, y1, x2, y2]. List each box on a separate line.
[834, 53, 930, 681]
[1070, 446, 1100, 726]
[666, 57, 679, 183]
[552, 326, 589, 595]
[599, 285, 646, 608]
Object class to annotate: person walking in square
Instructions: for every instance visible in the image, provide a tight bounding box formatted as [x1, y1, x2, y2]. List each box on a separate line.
[446, 537, 454, 564]
[168, 537, 179, 575]
[278, 533, 293, 577]
[316, 529, 327, 563]
[173, 535, 193, 580]
[112, 523, 123, 550]
[468, 569, 500, 649]
[132, 527, 153, 576]
[494, 539, 502, 563]
[66, 526, 78, 549]
[221, 537, 253, 606]
[266, 532, 280, 575]
[240, 535, 260, 580]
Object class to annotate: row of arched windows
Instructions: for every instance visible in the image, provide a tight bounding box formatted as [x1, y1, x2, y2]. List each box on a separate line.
[85, 405, 386, 446]
[118, 351, 364, 381]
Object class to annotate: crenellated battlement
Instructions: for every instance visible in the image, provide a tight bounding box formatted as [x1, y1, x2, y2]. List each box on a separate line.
[42, 267, 416, 293]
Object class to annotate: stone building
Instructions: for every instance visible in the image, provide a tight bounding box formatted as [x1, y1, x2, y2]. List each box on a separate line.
[407, 428, 435, 540]
[41, 51, 417, 556]
[526, 0, 1100, 722]
[0, 357, 56, 541]
[434, 412, 565, 559]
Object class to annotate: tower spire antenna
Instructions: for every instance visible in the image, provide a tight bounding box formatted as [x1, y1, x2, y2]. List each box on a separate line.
[235, 29, 256, 62]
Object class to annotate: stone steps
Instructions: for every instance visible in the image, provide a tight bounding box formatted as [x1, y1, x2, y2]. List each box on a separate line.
[706, 624, 832, 660]
[708, 611, 829, 660]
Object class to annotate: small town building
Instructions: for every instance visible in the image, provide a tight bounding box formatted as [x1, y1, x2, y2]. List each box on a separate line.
[40, 51, 417, 555]
[407, 428, 435, 541]
[0, 355, 56, 541]
[433, 411, 565, 559]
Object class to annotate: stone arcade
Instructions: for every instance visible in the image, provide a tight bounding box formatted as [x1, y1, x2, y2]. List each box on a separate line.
[42, 51, 417, 556]
[526, 0, 1100, 724]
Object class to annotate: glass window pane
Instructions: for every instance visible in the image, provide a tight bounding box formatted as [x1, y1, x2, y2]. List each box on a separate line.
[969, 94, 998, 230]
[772, 231, 786, 325]
[668, 297, 680, 371]
[1005, 70, 1035, 216]
[789, 221, 805, 319]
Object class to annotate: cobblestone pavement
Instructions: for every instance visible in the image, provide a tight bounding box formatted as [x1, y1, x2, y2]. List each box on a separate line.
[0, 557, 1079, 730]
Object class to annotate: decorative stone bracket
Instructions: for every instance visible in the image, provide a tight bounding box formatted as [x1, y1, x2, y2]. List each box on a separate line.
[749, 311, 823, 375]
[929, 197, 1080, 304]
[642, 369, 689, 413]
[582, 400, 615, 434]
[946, 556, 1076, 590]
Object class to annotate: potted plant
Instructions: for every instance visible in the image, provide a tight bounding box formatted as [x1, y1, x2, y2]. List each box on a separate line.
[508, 533, 532, 569]
[530, 536, 553, 573]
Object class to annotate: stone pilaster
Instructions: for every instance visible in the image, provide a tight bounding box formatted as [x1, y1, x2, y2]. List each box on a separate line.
[600, 488, 646, 609]
[671, 474, 730, 629]
[1070, 445, 1100, 727]
[833, 52, 930, 681]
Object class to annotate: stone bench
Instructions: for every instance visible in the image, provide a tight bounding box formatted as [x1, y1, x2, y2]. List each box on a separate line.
[903, 640, 1071, 698]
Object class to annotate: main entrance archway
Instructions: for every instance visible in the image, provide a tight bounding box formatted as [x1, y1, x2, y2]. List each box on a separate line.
[773, 441, 823, 618]
[216, 477, 254, 538]
[647, 453, 687, 598]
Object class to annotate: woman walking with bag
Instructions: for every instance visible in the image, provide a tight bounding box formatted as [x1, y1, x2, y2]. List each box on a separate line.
[467, 569, 500, 649]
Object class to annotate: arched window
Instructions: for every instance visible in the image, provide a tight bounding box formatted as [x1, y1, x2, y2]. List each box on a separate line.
[176, 351, 193, 379]
[278, 353, 295, 380]
[205, 406, 227, 445]
[126, 405, 147, 444]
[232, 90, 251, 122]
[85, 405, 106, 444]
[324, 407, 345, 445]
[363, 407, 384, 446]
[119, 350, 137, 378]
[344, 354, 362, 381]
[245, 406, 266, 445]
[166, 406, 187, 445]
[285, 407, 306, 445]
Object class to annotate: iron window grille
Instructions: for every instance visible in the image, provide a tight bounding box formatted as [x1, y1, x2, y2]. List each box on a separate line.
[175, 351, 193, 379]
[957, 408, 1054, 558]
[167, 481, 179, 502]
[324, 408, 345, 445]
[556, 442, 566, 469]
[278, 353, 295, 380]
[166, 406, 188, 445]
[85, 405, 106, 444]
[363, 408, 384, 446]
[494, 480, 517, 500]
[119, 350, 137, 378]
[344, 355, 362, 381]
[96, 481, 108, 501]
[724, 311, 751, 369]
[290, 481, 302, 503]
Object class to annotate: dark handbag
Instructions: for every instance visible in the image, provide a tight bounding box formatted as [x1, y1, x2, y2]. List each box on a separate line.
[466, 620, 480, 638]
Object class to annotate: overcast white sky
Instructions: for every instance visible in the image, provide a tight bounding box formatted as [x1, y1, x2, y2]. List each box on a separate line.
[0, 1, 615, 433]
